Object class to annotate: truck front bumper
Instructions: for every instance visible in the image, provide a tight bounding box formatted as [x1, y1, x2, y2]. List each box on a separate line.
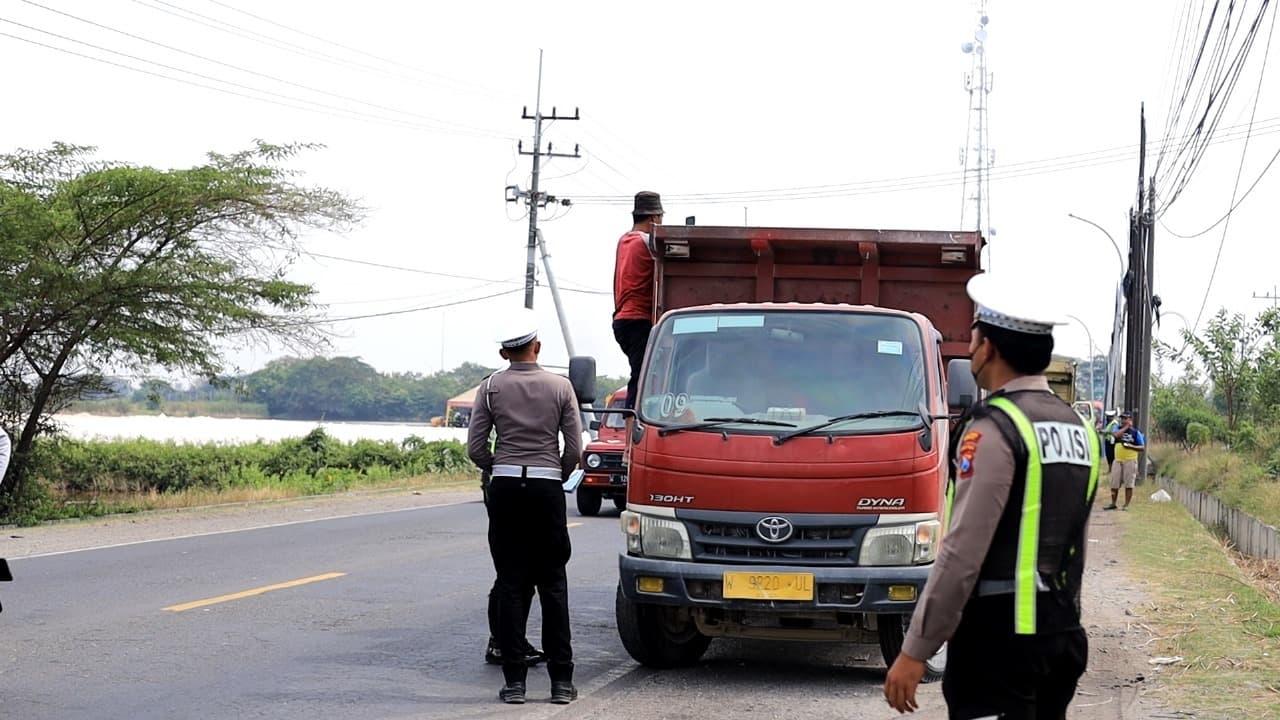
[618, 553, 931, 614]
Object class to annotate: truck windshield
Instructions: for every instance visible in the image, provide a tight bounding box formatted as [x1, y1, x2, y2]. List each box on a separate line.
[638, 310, 929, 435]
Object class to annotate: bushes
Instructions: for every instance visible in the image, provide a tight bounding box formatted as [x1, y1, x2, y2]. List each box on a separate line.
[32, 428, 474, 495]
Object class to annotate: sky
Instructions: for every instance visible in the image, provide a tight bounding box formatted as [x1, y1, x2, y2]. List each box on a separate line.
[3, 0, 1279, 381]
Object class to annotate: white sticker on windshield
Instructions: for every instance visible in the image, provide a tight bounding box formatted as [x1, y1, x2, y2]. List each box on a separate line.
[877, 340, 903, 355]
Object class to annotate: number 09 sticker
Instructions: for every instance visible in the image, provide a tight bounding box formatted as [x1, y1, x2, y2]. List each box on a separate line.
[658, 393, 690, 418]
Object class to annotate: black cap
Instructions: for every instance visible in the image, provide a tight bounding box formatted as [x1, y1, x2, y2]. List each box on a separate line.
[633, 191, 664, 216]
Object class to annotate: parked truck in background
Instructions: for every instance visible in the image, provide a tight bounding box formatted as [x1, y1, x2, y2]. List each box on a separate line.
[577, 387, 629, 516]
[568, 225, 983, 679]
[1045, 356, 1077, 404]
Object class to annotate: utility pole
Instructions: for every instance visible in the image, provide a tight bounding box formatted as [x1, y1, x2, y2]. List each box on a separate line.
[1251, 285, 1280, 309]
[1123, 103, 1156, 482]
[507, 50, 579, 310]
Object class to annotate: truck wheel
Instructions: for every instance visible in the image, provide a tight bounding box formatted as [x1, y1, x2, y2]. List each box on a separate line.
[877, 614, 946, 683]
[615, 583, 711, 668]
[576, 487, 602, 516]
[612, 495, 627, 511]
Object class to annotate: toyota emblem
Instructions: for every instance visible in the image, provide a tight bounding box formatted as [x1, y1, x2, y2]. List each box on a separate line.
[755, 516, 794, 543]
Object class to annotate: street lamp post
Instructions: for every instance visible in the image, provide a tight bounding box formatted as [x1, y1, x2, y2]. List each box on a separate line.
[1068, 213, 1125, 275]
[1065, 313, 1096, 404]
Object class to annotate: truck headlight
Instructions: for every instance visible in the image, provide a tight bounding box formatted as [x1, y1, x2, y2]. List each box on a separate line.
[585, 453, 602, 469]
[621, 510, 691, 559]
[859, 520, 941, 566]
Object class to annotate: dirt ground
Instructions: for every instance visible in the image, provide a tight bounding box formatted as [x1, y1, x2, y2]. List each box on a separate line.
[6, 488, 1190, 718]
[1073, 507, 1188, 720]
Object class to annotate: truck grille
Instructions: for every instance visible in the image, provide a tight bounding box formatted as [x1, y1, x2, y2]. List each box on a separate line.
[685, 513, 869, 566]
[595, 452, 625, 472]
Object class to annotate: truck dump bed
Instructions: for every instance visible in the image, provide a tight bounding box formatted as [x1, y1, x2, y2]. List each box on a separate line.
[652, 226, 984, 361]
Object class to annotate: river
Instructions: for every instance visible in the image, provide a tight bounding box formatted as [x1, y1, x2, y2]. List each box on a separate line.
[50, 413, 470, 445]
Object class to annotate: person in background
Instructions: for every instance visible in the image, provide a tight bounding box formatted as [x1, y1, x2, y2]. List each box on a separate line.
[1104, 410, 1145, 511]
[1101, 409, 1120, 472]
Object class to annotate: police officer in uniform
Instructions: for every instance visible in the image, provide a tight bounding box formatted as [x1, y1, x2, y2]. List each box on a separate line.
[884, 274, 1101, 719]
[467, 308, 582, 705]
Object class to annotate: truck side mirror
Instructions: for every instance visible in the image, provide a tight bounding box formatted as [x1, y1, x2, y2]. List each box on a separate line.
[569, 356, 597, 405]
[947, 359, 978, 412]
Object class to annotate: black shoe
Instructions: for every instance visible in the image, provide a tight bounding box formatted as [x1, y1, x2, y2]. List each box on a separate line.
[550, 681, 578, 704]
[498, 681, 526, 704]
[520, 647, 547, 666]
[484, 639, 501, 665]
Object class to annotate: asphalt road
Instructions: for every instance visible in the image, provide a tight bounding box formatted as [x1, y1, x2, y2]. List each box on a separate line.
[0, 498, 937, 719]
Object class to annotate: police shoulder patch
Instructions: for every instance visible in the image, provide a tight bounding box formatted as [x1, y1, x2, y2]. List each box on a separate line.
[957, 431, 981, 479]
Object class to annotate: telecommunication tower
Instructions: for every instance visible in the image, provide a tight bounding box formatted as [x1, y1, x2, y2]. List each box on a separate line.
[959, 2, 995, 265]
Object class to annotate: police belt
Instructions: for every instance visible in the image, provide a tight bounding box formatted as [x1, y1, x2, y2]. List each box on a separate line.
[491, 464, 562, 481]
[975, 573, 1052, 597]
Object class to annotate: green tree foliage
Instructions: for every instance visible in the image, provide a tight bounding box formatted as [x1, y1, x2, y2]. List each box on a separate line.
[1166, 308, 1280, 431]
[0, 141, 361, 513]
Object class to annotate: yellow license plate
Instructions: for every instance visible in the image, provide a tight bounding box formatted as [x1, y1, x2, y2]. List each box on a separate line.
[722, 572, 815, 600]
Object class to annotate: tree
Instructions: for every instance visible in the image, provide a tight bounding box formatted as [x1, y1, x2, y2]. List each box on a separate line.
[0, 141, 360, 515]
[1166, 308, 1280, 431]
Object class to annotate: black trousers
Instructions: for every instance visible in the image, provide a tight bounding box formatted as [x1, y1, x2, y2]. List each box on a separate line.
[484, 486, 536, 647]
[943, 594, 1088, 720]
[612, 318, 651, 409]
[487, 476, 573, 684]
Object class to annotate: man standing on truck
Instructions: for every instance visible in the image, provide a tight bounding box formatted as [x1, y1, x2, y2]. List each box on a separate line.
[468, 309, 583, 705]
[612, 192, 664, 458]
[884, 274, 1099, 719]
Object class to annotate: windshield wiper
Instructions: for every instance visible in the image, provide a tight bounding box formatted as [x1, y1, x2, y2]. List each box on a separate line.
[772, 410, 923, 445]
[658, 416, 798, 437]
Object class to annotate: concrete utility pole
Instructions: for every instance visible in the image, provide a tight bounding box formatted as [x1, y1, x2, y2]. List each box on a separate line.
[1251, 286, 1280, 309]
[507, 50, 579, 310]
[1123, 104, 1156, 481]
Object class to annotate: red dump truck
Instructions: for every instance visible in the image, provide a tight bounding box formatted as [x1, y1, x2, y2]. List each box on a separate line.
[567, 225, 982, 678]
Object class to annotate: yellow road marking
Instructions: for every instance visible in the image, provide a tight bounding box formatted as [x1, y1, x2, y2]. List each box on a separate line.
[163, 572, 347, 612]
[567, 522, 583, 528]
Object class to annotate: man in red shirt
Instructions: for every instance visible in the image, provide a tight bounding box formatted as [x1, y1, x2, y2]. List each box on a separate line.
[613, 191, 664, 465]
[612, 191, 664, 413]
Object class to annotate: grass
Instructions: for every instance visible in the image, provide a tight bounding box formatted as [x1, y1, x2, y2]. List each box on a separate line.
[1121, 495, 1280, 719]
[39, 471, 479, 520]
[1150, 443, 1280, 529]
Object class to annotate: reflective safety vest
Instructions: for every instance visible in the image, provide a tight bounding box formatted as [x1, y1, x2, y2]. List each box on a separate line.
[946, 393, 1100, 634]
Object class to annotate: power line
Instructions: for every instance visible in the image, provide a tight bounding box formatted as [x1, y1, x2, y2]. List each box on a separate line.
[202, 0, 503, 99]
[567, 115, 1280, 206]
[1191, 0, 1277, 333]
[1159, 140, 1280, 238]
[17, 0, 511, 139]
[263, 288, 524, 328]
[130, 0, 487, 98]
[0, 20, 503, 138]
[302, 251, 609, 295]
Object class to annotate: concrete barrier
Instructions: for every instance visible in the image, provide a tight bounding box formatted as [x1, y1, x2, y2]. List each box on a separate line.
[1157, 476, 1280, 560]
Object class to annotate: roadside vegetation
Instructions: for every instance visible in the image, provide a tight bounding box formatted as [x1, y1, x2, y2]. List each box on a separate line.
[3, 429, 475, 526]
[1120, 498, 1280, 718]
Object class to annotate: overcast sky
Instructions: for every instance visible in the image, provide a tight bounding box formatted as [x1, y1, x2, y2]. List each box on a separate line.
[3, 0, 1278, 380]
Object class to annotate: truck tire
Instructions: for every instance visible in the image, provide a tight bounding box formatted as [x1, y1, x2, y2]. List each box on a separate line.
[615, 583, 711, 668]
[576, 488, 602, 516]
[612, 495, 627, 511]
[877, 614, 946, 683]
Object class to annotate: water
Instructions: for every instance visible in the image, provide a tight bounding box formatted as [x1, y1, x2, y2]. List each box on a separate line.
[51, 413, 470, 445]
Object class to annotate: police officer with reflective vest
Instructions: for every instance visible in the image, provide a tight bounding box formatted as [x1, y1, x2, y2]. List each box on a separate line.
[467, 308, 582, 705]
[885, 274, 1101, 719]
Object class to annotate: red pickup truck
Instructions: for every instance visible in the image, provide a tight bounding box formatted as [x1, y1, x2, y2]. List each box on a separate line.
[576, 387, 628, 516]
[568, 224, 982, 679]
